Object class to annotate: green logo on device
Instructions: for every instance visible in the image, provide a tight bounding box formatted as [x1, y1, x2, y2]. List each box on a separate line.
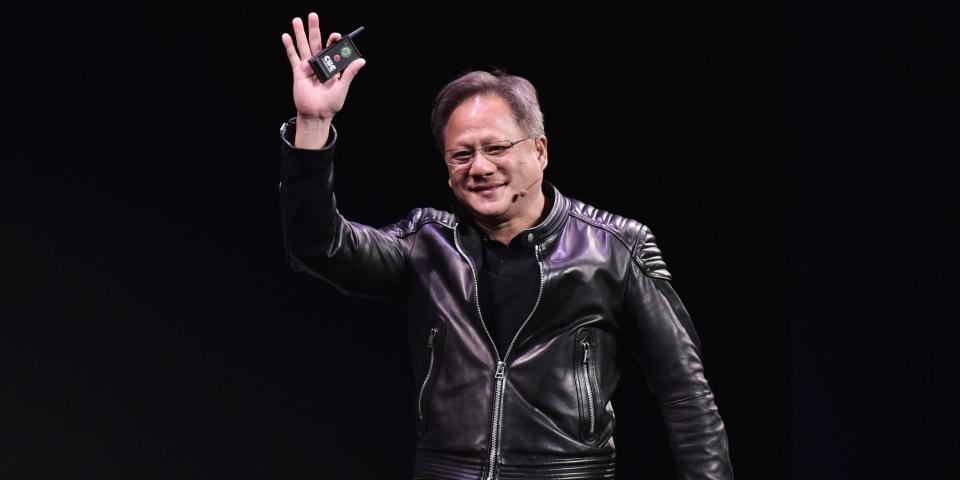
[340, 46, 353, 58]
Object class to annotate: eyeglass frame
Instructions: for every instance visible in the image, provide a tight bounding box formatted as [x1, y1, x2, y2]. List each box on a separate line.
[442, 137, 532, 168]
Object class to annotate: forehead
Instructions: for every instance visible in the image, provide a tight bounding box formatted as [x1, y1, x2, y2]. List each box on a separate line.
[444, 94, 524, 147]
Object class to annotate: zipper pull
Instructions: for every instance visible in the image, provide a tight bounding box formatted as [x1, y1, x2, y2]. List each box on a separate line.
[495, 361, 506, 379]
[582, 340, 591, 364]
[428, 327, 438, 347]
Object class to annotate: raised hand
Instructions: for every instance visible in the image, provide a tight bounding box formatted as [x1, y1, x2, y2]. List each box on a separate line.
[281, 12, 366, 122]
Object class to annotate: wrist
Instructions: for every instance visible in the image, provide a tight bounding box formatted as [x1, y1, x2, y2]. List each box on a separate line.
[293, 115, 333, 150]
[296, 114, 331, 127]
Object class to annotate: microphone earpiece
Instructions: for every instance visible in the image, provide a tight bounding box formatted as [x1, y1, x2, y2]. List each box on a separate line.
[512, 174, 543, 203]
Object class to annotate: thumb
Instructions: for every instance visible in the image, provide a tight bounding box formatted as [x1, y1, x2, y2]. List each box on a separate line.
[340, 58, 366, 84]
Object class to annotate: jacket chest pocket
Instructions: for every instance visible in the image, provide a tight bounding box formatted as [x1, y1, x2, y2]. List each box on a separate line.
[417, 322, 445, 435]
[575, 329, 602, 443]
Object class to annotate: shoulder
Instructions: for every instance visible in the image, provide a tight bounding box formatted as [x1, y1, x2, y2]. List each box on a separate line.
[385, 207, 456, 238]
[565, 197, 672, 280]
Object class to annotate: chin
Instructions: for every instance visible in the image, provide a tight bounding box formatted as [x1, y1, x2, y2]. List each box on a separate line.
[467, 201, 508, 218]
[463, 196, 512, 221]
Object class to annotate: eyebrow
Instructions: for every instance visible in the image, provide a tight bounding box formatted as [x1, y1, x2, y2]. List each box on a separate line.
[450, 136, 505, 149]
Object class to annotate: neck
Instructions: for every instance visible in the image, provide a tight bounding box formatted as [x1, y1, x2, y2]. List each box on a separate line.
[473, 188, 549, 246]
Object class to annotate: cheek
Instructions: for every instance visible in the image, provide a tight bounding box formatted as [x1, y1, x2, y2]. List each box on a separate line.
[447, 169, 464, 187]
[448, 173, 472, 197]
[513, 162, 538, 180]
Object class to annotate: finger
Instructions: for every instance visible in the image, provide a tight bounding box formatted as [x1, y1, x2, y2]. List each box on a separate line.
[326, 32, 342, 48]
[307, 12, 323, 58]
[292, 17, 311, 60]
[280, 33, 303, 71]
[339, 58, 366, 86]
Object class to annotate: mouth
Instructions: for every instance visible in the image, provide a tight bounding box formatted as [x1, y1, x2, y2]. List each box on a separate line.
[469, 183, 508, 196]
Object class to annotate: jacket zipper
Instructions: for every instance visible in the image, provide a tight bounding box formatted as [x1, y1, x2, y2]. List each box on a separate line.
[453, 228, 545, 480]
[418, 326, 439, 420]
[581, 338, 597, 435]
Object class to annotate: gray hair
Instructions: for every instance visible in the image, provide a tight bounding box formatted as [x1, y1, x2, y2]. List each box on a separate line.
[430, 69, 545, 152]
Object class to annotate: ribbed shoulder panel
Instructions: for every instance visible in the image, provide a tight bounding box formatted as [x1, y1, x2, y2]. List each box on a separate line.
[567, 200, 672, 280]
[388, 207, 456, 238]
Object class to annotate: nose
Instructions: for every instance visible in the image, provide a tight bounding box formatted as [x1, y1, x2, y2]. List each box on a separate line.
[467, 150, 496, 177]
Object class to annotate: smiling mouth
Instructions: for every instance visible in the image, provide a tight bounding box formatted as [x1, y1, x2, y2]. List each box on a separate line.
[470, 183, 507, 192]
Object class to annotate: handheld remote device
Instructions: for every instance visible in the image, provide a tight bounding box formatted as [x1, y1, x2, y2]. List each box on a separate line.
[308, 26, 365, 81]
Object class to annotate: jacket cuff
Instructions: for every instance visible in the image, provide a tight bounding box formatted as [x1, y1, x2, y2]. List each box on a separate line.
[279, 116, 338, 168]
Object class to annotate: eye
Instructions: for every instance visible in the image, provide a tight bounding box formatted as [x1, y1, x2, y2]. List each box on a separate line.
[450, 149, 474, 162]
[484, 144, 509, 156]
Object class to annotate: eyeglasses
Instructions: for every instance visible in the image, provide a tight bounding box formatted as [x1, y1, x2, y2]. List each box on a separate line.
[443, 137, 531, 168]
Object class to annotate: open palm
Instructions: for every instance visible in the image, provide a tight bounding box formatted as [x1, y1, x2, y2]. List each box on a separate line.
[281, 13, 366, 120]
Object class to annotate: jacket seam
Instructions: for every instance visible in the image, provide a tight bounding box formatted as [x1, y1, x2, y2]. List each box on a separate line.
[630, 224, 652, 270]
[567, 211, 635, 252]
[569, 210, 653, 272]
[630, 224, 645, 257]
[394, 217, 455, 239]
[633, 224, 672, 280]
[661, 390, 711, 406]
[569, 211, 645, 312]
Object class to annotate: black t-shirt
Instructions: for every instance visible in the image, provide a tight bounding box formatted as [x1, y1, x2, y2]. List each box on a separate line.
[477, 232, 539, 356]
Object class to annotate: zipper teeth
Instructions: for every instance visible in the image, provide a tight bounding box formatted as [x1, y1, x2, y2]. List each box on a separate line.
[582, 341, 596, 434]
[492, 243, 545, 479]
[502, 244, 545, 361]
[453, 227, 546, 480]
[453, 227, 501, 361]
[453, 227, 502, 480]
[418, 327, 438, 420]
[488, 366, 505, 480]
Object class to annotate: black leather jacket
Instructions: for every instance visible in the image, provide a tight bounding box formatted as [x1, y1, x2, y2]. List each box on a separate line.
[278, 118, 733, 480]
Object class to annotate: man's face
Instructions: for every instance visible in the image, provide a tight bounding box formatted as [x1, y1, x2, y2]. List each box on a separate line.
[444, 94, 548, 223]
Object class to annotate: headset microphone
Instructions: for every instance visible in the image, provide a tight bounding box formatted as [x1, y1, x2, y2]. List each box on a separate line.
[512, 174, 543, 203]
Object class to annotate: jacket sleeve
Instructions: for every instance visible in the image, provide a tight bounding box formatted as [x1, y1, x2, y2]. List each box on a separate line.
[621, 225, 734, 479]
[278, 116, 407, 302]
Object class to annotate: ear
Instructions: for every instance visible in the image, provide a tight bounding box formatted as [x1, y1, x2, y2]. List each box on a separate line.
[447, 176, 453, 189]
[536, 135, 548, 170]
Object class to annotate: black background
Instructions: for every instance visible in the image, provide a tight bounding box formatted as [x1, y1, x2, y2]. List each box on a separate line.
[2, 1, 955, 478]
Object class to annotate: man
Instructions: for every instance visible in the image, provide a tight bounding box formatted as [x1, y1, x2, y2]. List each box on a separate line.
[279, 13, 734, 480]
